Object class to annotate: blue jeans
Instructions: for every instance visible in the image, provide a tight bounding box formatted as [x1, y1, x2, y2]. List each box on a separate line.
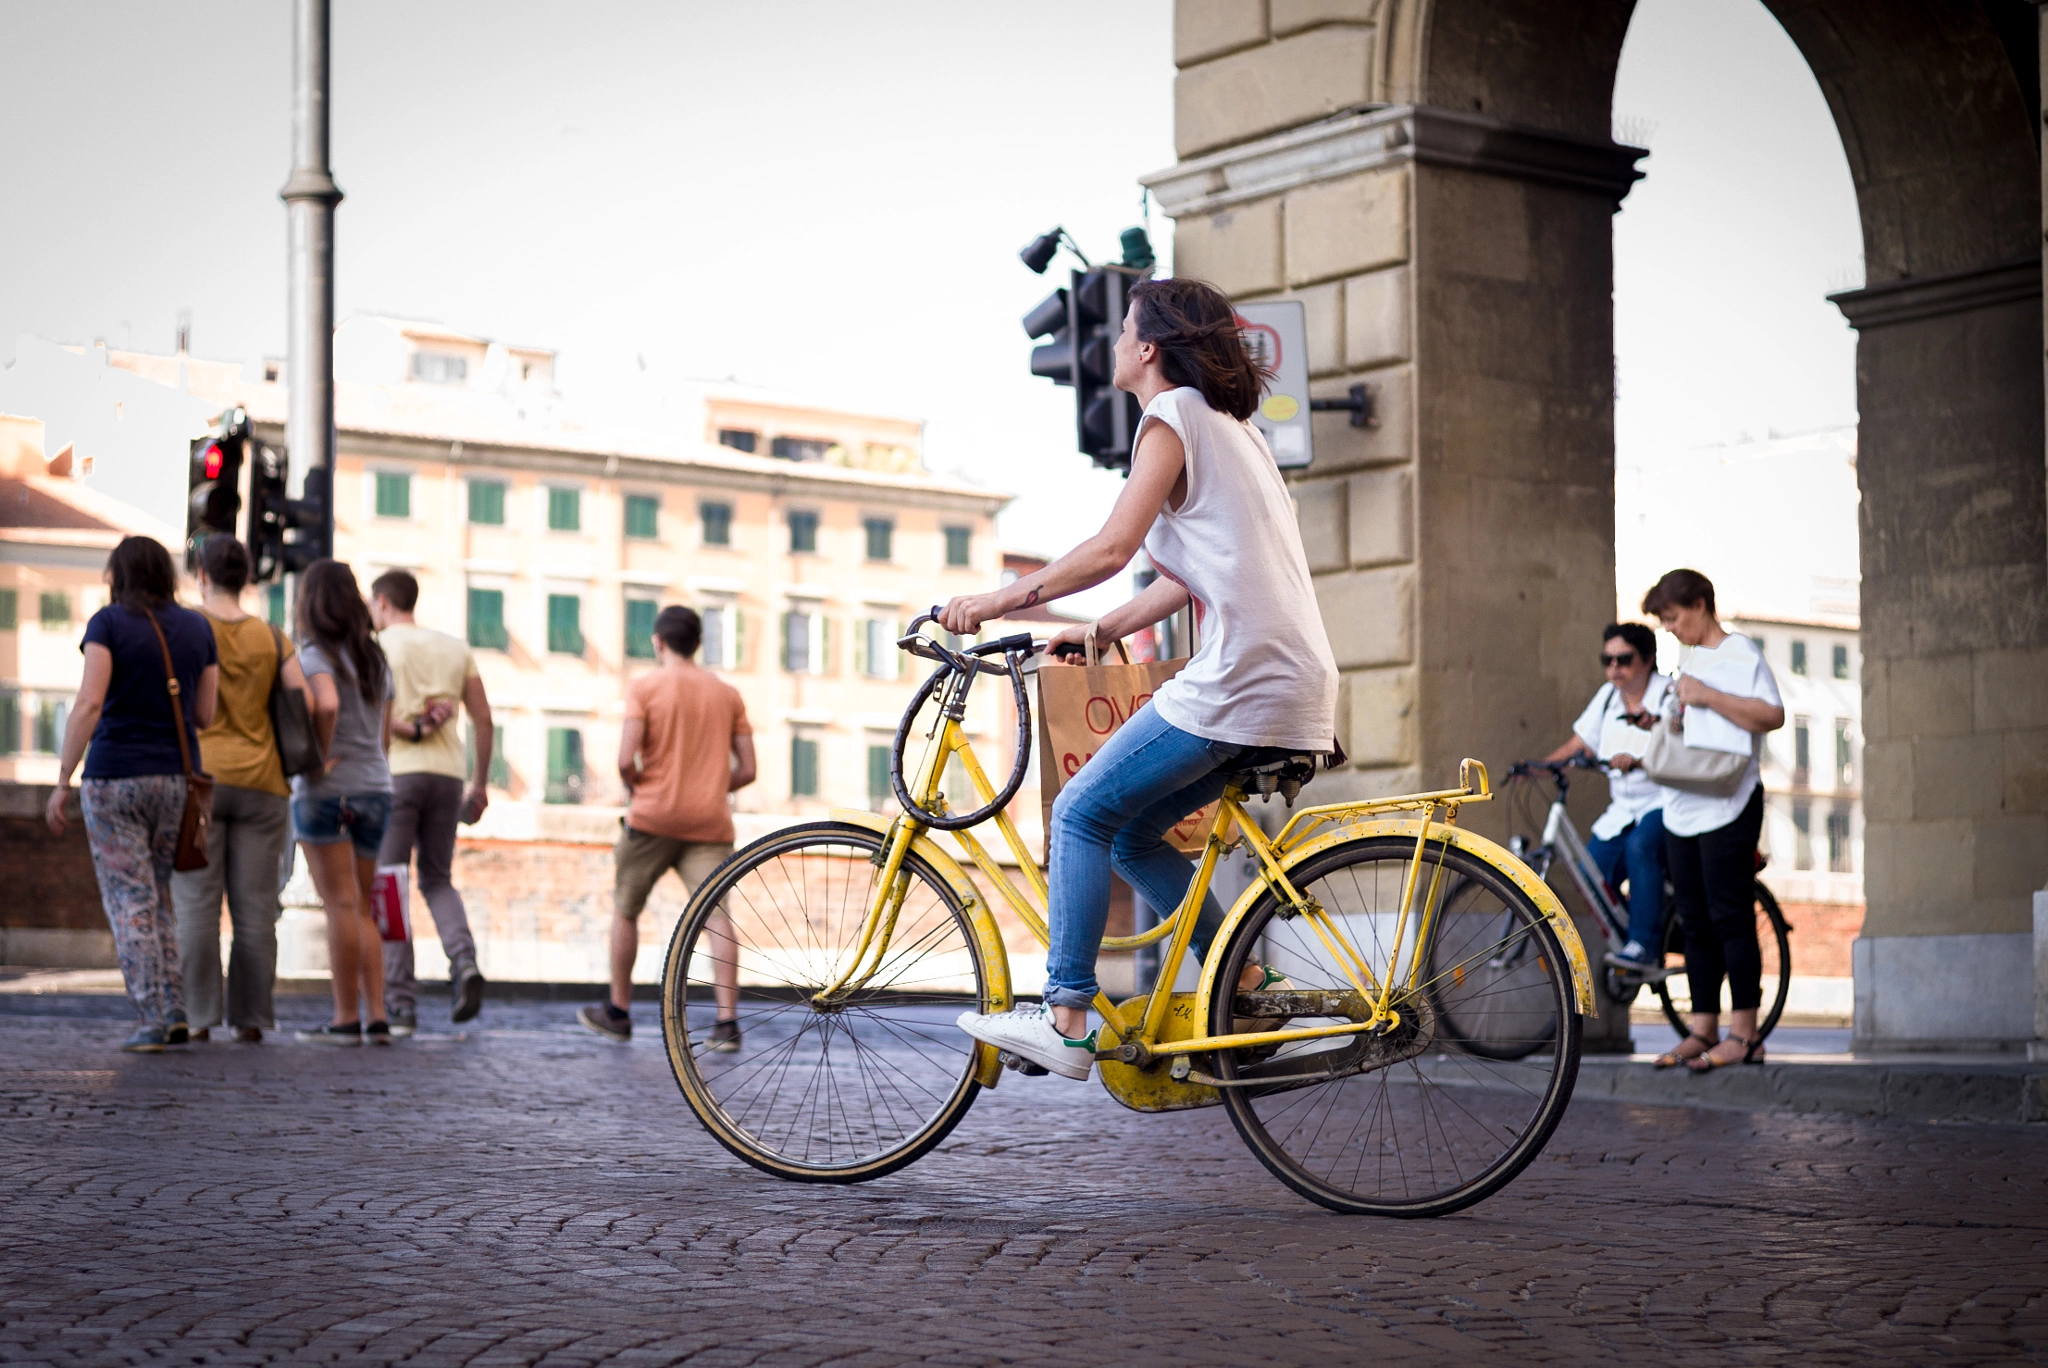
[1042, 704, 1245, 1009]
[1585, 808, 1668, 949]
[292, 792, 394, 860]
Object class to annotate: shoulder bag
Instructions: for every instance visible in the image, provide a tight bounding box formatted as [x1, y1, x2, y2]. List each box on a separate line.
[266, 624, 324, 777]
[146, 611, 216, 872]
[1640, 687, 1749, 799]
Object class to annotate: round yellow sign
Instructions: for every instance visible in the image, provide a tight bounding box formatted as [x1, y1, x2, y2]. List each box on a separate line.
[1261, 394, 1301, 422]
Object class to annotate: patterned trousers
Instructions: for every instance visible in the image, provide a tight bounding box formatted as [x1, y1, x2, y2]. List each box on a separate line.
[81, 775, 188, 1026]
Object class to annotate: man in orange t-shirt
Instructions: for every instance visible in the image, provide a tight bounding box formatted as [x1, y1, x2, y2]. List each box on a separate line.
[580, 606, 755, 1045]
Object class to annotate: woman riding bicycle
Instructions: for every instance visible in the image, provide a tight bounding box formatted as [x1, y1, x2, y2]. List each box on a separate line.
[939, 276, 1338, 1080]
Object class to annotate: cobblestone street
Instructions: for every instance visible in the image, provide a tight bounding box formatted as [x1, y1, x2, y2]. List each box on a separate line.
[3, 999, 2045, 1366]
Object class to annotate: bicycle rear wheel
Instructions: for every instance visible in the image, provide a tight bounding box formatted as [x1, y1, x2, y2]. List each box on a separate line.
[662, 821, 988, 1183]
[1653, 879, 1791, 1040]
[1211, 837, 1580, 1218]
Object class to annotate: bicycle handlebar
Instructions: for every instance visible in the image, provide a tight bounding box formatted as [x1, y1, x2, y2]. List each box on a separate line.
[888, 607, 1045, 830]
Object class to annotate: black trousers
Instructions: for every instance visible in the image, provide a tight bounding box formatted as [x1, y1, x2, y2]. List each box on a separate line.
[1663, 785, 1766, 1014]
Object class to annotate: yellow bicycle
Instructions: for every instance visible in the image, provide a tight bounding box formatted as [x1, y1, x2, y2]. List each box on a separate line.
[662, 615, 1596, 1216]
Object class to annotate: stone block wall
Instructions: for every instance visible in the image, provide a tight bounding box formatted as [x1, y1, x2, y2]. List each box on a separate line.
[0, 782, 114, 967]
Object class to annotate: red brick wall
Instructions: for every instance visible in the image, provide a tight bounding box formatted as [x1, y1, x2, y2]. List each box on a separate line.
[0, 784, 102, 932]
[1776, 901, 1863, 978]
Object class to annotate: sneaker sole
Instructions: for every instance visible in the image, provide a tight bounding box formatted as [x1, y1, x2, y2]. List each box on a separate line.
[294, 1034, 363, 1046]
[451, 973, 485, 1024]
[577, 1016, 631, 1044]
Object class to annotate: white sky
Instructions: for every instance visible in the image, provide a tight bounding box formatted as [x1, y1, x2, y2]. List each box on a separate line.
[0, 0, 1860, 619]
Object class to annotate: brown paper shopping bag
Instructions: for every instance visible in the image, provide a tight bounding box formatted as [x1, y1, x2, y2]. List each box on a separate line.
[1036, 628, 1217, 859]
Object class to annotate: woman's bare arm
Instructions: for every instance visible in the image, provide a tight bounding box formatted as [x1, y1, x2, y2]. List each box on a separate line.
[1675, 676, 1785, 733]
[44, 644, 113, 833]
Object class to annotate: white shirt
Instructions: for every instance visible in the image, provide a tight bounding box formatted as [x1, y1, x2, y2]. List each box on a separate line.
[1137, 387, 1339, 752]
[1662, 633, 1783, 837]
[1571, 672, 1675, 841]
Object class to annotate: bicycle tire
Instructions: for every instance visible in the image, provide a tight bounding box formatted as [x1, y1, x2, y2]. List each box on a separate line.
[1653, 879, 1792, 1040]
[1211, 836, 1581, 1218]
[1421, 873, 1558, 1062]
[662, 821, 989, 1183]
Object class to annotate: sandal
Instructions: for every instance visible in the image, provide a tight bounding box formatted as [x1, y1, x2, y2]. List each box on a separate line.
[1687, 1033, 1764, 1072]
[1653, 1032, 1717, 1069]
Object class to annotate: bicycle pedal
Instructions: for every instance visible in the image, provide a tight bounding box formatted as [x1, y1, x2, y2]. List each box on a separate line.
[997, 1050, 1050, 1077]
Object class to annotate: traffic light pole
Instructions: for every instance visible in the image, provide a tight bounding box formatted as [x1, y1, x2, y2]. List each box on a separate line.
[281, 0, 339, 568]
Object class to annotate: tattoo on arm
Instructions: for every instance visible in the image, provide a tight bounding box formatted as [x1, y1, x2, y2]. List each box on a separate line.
[1022, 585, 1041, 608]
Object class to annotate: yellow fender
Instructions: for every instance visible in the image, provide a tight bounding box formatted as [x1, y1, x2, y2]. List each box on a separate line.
[828, 809, 1013, 1085]
[1190, 817, 1597, 1032]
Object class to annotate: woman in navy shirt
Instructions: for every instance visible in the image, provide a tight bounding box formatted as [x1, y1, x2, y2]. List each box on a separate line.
[46, 537, 218, 1052]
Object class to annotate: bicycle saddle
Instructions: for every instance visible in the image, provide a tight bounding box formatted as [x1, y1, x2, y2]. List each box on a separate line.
[1226, 747, 1324, 805]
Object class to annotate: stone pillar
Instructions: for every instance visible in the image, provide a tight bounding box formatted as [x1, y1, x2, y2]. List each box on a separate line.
[1832, 262, 2048, 1053]
[1146, 85, 1644, 1047]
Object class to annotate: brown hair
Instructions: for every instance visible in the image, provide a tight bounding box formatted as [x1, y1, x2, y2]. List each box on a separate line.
[654, 605, 701, 658]
[1127, 277, 1272, 421]
[295, 559, 388, 706]
[107, 535, 179, 612]
[1642, 568, 1717, 618]
[199, 536, 251, 595]
[369, 568, 419, 614]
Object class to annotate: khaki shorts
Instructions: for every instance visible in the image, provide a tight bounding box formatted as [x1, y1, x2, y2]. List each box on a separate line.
[613, 826, 734, 921]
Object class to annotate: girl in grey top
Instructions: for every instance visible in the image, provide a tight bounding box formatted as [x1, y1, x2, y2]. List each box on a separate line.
[289, 560, 396, 1045]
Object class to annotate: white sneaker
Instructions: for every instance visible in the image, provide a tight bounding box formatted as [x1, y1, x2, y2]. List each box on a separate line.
[956, 1003, 1095, 1080]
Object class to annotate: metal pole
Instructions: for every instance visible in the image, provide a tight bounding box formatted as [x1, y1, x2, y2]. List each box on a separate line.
[281, 0, 340, 562]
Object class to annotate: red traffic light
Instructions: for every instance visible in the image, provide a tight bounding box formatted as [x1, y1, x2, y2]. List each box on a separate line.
[201, 442, 225, 480]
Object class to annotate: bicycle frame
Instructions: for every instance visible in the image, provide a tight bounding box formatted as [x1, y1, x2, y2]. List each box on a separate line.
[1533, 796, 1630, 950]
[817, 700, 1596, 1082]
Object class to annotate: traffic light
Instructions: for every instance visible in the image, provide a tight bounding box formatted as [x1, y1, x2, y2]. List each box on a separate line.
[186, 410, 249, 570]
[281, 463, 330, 575]
[246, 441, 289, 583]
[1019, 226, 1153, 474]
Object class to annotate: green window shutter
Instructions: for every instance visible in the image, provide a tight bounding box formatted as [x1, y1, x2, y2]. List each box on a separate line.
[468, 479, 506, 525]
[864, 518, 893, 562]
[38, 593, 71, 629]
[33, 698, 67, 754]
[545, 727, 585, 804]
[820, 616, 834, 675]
[625, 597, 657, 659]
[791, 735, 820, 797]
[265, 583, 286, 628]
[945, 526, 971, 567]
[701, 502, 732, 546]
[467, 589, 508, 651]
[779, 612, 792, 672]
[733, 609, 748, 670]
[853, 617, 869, 677]
[548, 486, 581, 532]
[867, 744, 891, 808]
[471, 721, 511, 788]
[788, 510, 818, 554]
[0, 690, 18, 755]
[0, 590, 16, 630]
[625, 494, 659, 540]
[548, 594, 583, 655]
[374, 471, 411, 519]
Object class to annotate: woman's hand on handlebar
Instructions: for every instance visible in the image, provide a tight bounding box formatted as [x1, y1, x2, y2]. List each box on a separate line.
[939, 592, 1005, 637]
[1042, 620, 1091, 664]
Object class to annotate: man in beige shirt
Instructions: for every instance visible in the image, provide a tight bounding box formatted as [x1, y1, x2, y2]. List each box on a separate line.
[370, 569, 493, 1033]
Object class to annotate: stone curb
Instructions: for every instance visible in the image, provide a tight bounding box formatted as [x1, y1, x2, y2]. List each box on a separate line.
[1575, 1054, 2048, 1125]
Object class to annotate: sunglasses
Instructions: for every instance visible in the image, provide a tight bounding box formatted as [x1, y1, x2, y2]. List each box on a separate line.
[1600, 652, 1638, 668]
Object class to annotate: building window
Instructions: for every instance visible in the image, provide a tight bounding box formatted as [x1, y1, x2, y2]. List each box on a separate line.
[625, 596, 658, 660]
[265, 583, 286, 628]
[465, 722, 511, 790]
[718, 428, 758, 454]
[854, 617, 900, 680]
[1790, 639, 1808, 676]
[771, 436, 830, 462]
[625, 494, 660, 540]
[867, 744, 891, 812]
[787, 510, 819, 555]
[545, 727, 585, 805]
[467, 588, 508, 651]
[0, 689, 18, 754]
[944, 526, 972, 568]
[1826, 806, 1853, 873]
[0, 589, 16, 630]
[374, 471, 411, 519]
[32, 698, 67, 754]
[39, 592, 72, 630]
[790, 734, 820, 797]
[781, 610, 833, 675]
[1832, 643, 1850, 680]
[547, 594, 584, 655]
[701, 501, 733, 546]
[1792, 715, 1810, 786]
[863, 517, 894, 562]
[1792, 798, 1813, 871]
[468, 479, 507, 526]
[1834, 718, 1852, 787]
[547, 487, 581, 533]
[410, 351, 468, 385]
[700, 604, 741, 669]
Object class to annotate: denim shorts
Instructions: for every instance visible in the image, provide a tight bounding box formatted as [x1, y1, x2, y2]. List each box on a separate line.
[292, 792, 393, 859]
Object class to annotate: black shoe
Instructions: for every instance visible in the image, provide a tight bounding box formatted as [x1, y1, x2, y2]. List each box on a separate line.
[578, 1004, 631, 1043]
[707, 1018, 741, 1053]
[365, 1020, 393, 1045]
[295, 1022, 363, 1046]
[166, 1013, 190, 1047]
[451, 959, 485, 1024]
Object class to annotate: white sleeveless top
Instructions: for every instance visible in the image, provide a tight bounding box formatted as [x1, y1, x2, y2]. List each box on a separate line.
[1138, 387, 1338, 751]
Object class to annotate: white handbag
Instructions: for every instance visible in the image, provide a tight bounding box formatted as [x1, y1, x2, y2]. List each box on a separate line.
[1640, 708, 1749, 797]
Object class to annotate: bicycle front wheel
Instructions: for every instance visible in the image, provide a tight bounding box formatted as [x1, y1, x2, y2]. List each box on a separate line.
[1653, 879, 1792, 1040]
[662, 821, 989, 1184]
[1211, 837, 1581, 1218]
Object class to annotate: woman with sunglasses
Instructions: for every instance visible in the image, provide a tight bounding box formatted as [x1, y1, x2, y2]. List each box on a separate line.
[1544, 621, 1674, 973]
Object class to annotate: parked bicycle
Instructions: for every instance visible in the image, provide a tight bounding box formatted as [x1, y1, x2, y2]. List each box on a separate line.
[1497, 757, 1791, 1051]
[659, 613, 1598, 1217]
